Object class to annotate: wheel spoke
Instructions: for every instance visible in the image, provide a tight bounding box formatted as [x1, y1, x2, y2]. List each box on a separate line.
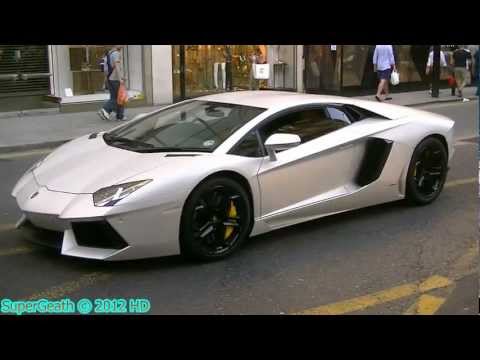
[199, 223, 215, 238]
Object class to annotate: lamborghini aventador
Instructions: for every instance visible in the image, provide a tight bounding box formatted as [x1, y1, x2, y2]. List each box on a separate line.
[12, 91, 455, 261]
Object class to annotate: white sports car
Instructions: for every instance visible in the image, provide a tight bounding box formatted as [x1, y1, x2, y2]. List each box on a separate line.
[12, 91, 454, 261]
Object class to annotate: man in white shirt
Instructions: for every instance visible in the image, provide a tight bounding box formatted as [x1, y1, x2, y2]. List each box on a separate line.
[373, 45, 396, 102]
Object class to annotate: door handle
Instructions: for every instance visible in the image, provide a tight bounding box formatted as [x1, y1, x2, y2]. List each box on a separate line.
[338, 143, 353, 150]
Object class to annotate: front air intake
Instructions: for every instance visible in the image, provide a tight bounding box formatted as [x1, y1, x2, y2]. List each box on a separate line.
[72, 221, 129, 250]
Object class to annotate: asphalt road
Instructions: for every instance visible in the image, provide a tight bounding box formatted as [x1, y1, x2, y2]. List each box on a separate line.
[0, 100, 478, 315]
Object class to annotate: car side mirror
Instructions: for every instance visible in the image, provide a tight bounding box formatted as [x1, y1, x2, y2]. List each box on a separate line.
[264, 133, 301, 161]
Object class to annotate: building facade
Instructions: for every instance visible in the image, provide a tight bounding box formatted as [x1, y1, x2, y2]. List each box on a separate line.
[0, 45, 476, 113]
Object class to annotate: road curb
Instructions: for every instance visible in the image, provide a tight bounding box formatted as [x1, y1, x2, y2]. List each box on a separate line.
[0, 97, 477, 154]
[406, 96, 478, 107]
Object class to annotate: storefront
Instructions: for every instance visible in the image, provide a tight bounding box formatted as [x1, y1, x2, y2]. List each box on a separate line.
[171, 45, 299, 102]
[49, 45, 147, 109]
[0, 45, 54, 111]
[304, 45, 462, 96]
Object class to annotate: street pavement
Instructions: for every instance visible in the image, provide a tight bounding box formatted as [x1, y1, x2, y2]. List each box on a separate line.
[0, 101, 477, 315]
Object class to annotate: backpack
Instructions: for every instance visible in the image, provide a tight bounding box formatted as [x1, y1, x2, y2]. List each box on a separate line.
[101, 51, 116, 79]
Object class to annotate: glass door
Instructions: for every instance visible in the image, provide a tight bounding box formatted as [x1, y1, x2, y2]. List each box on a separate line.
[304, 45, 341, 94]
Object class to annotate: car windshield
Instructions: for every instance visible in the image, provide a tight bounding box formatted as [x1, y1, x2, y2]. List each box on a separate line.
[104, 100, 266, 153]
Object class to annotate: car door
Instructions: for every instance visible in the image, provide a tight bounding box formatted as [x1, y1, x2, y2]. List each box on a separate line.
[256, 105, 361, 224]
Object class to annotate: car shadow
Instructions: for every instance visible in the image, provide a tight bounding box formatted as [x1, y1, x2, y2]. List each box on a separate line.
[27, 199, 414, 273]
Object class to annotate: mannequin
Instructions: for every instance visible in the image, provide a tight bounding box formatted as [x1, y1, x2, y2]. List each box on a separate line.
[213, 46, 226, 89]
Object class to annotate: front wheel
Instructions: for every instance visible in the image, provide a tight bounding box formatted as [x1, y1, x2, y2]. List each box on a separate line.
[180, 177, 252, 261]
[405, 137, 448, 205]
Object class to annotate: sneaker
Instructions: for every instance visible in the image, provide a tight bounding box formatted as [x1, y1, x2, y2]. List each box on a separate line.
[462, 98, 470, 102]
[116, 116, 128, 121]
[97, 109, 110, 121]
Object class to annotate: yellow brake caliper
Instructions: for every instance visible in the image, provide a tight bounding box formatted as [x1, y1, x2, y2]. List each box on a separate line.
[224, 200, 237, 240]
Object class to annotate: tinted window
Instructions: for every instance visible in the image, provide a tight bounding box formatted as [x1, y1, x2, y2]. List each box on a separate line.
[106, 100, 265, 152]
[326, 107, 352, 125]
[230, 131, 263, 158]
[260, 108, 346, 144]
[344, 104, 389, 121]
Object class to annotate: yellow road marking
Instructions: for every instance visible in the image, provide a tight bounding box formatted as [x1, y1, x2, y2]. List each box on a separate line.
[24, 272, 111, 301]
[0, 223, 16, 232]
[404, 294, 446, 315]
[444, 177, 477, 188]
[448, 244, 478, 281]
[0, 246, 36, 257]
[293, 275, 453, 315]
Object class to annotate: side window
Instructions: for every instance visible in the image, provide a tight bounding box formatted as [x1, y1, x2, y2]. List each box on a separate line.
[326, 106, 352, 125]
[230, 131, 263, 158]
[260, 108, 343, 144]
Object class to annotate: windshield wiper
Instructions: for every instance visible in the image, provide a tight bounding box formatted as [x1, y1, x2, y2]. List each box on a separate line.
[135, 147, 211, 153]
[103, 133, 154, 148]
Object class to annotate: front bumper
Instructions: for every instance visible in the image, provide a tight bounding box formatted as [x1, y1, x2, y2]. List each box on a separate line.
[12, 171, 182, 261]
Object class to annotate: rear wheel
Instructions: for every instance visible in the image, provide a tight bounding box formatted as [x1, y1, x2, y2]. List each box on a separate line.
[180, 177, 252, 261]
[406, 137, 448, 205]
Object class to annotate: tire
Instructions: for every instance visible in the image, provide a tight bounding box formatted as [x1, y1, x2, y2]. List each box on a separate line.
[405, 137, 448, 205]
[180, 176, 253, 261]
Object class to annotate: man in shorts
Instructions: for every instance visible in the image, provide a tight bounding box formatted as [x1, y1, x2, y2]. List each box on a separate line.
[452, 45, 472, 100]
[373, 45, 396, 102]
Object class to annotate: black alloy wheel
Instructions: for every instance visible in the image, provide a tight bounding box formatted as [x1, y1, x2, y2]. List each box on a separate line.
[406, 137, 448, 205]
[180, 177, 252, 261]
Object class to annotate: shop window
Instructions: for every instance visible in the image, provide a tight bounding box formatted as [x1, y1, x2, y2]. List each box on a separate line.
[68, 45, 121, 96]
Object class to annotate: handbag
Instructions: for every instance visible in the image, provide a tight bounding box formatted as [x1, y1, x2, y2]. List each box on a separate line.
[390, 70, 400, 86]
[447, 75, 456, 87]
[117, 83, 129, 106]
[253, 64, 270, 79]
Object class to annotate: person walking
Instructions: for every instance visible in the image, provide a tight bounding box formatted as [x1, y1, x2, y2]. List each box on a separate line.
[425, 46, 448, 94]
[373, 45, 396, 102]
[98, 45, 127, 121]
[451, 45, 472, 100]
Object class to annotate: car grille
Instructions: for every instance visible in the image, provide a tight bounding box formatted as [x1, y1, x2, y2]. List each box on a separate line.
[20, 220, 63, 250]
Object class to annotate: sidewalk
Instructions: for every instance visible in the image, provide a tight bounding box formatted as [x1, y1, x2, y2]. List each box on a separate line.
[0, 87, 477, 153]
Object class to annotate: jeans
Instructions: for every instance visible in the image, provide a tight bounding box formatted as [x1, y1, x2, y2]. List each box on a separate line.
[103, 80, 124, 119]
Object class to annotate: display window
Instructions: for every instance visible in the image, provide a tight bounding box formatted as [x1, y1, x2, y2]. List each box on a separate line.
[172, 45, 297, 102]
[50, 45, 144, 103]
[305, 45, 456, 95]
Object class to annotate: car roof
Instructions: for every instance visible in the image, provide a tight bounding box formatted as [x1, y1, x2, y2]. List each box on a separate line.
[199, 90, 349, 110]
[197, 90, 418, 120]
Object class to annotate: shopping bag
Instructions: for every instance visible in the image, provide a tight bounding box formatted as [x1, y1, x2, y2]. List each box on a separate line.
[253, 64, 270, 79]
[447, 75, 456, 87]
[117, 83, 129, 106]
[390, 70, 400, 86]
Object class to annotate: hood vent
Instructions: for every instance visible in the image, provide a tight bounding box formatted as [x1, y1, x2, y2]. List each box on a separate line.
[165, 154, 202, 157]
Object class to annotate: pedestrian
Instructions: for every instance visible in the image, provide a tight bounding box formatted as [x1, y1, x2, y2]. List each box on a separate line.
[249, 47, 265, 90]
[425, 46, 448, 94]
[98, 45, 127, 121]
[451, 45, 472, 100]
[373, 45, 396, 102]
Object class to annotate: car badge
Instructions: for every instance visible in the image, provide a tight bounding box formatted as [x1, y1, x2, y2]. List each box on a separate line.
[30, 191, 39, 199]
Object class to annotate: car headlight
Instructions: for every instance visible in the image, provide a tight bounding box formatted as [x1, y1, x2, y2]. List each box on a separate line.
[93, 179, 152, 207]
